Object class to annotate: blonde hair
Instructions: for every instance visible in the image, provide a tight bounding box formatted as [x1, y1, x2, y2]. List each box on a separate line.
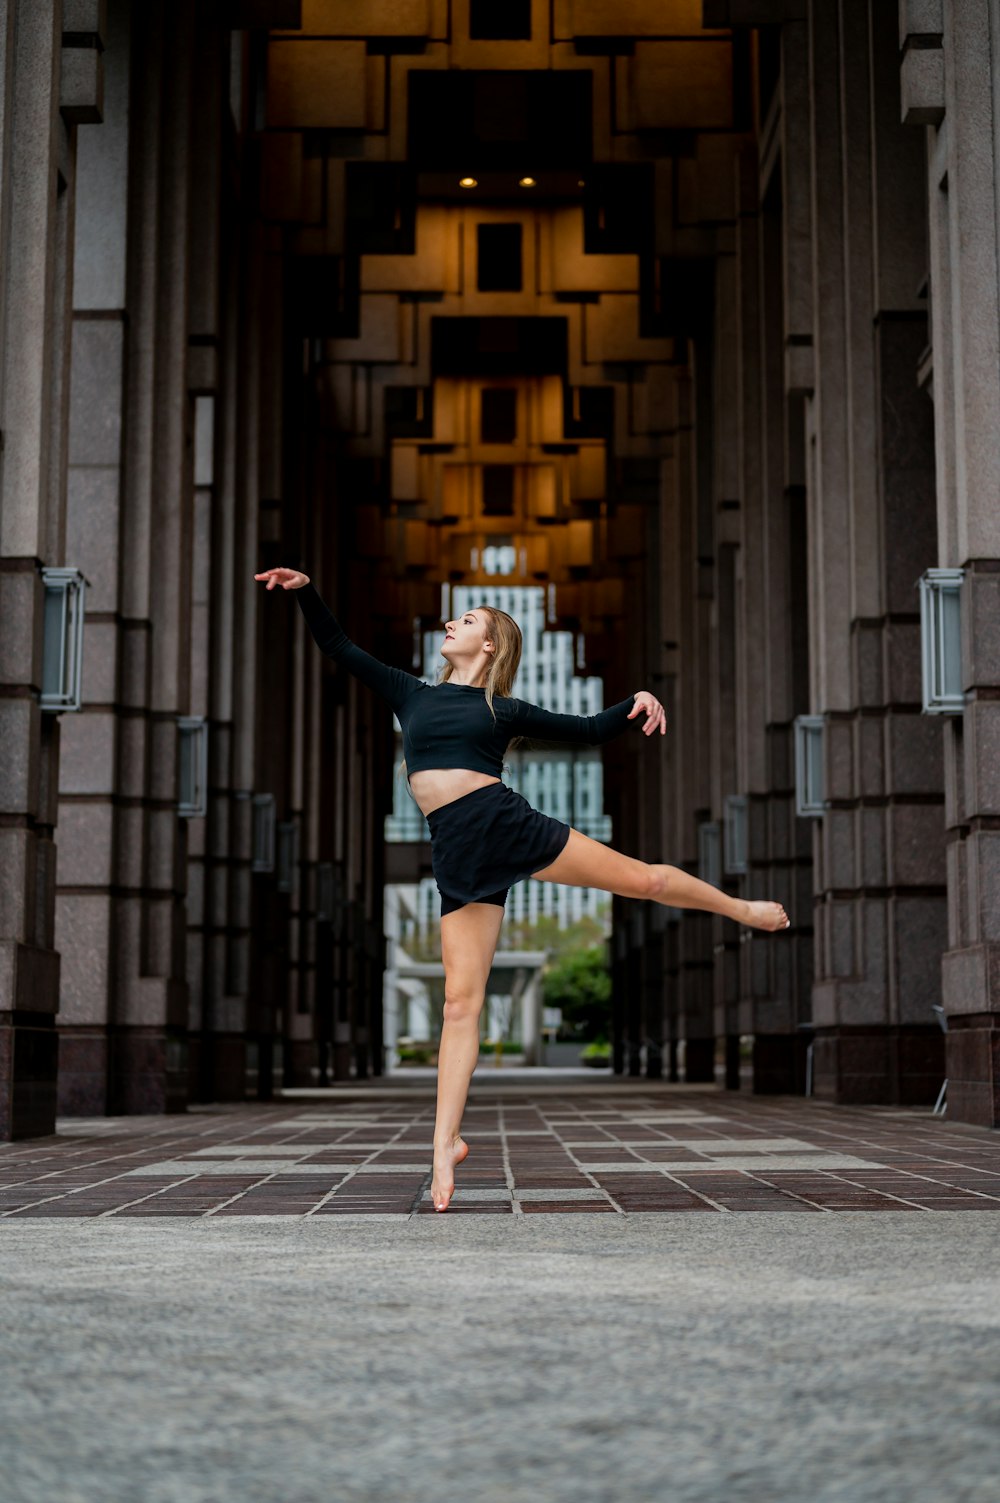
[401, 606, 523, 792]
[439, 605, 522, 719]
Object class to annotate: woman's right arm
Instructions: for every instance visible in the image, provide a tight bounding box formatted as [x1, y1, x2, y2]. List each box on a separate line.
[254, 567, 424, 714]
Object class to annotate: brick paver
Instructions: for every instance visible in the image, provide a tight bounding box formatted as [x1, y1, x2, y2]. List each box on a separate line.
[2, 1086, 998, 1216]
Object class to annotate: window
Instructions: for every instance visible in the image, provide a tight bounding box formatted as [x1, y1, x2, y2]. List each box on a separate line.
[698, 820, 721, 889]
[252, 794, 276, 872]
[276, 819, 299, 894]
[482, 465, 515, 516]
[919, 567, 964, 714]
[469, 0, 532, 40]
[723, 795, 747, 876]
[477, 223, 522, 292]
[177, 718, 208, 818]
[481, 388, 517, 443]
[40, 566, 87, 713]
[794, 715, 825, 818]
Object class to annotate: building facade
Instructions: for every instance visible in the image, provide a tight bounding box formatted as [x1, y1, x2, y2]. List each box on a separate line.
[1, 0, 998, 1138]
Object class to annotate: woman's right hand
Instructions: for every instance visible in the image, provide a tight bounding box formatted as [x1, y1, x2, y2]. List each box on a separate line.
[254, 567, 310, 591]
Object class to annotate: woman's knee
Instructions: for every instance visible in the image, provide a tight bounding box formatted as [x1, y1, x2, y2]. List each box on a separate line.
[642, 864, 671, 902]
[443, 986, 484, 1025]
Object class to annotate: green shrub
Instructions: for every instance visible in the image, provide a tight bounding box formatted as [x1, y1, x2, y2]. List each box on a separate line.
[543, 945, 611, 1040]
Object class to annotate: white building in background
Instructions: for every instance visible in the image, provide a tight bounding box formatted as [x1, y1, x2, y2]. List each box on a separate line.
[385, 566, 614, 941]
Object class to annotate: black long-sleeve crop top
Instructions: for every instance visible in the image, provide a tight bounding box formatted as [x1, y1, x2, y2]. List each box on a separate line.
[295, 583, 636, 778]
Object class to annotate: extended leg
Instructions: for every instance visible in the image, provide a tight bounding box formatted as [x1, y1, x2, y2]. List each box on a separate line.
[532, 828, 788, 931]
[431, 901, 506, 1211]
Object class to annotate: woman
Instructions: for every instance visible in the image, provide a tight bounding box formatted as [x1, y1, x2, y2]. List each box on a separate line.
[255, 566, 789, 1211]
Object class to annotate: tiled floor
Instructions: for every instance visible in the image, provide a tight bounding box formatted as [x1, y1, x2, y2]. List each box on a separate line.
[2, 1086, 998, 1216]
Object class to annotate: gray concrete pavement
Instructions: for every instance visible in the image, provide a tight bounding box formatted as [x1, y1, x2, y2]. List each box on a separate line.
[2, 1213, 999, 1503]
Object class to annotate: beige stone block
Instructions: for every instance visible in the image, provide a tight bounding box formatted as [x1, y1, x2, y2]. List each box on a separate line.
[823, 809, 856, 892]
[63, 0, 106, 31]
[54, 891, 111, 1024]
[900, 47, 944, 126]
[117, 713, 146, 800]
[898, 0, 942, 48]
[893, 894, 947, 1023]
[784, 341, 814, 396]
[266, 38, 366, 129]
[69, 318, 124, 466]
[628, 42, 732, 132]
[0, 827, 31, 935]
[149, 717, 179, 803]
[60, 46, 103, 124]
[858, 806, 886, 887]
[964, 701, 1000, 816]
[58, 709, 115, 795]
[66, 468, 120, 614]
[79, 618, 117, 705]
[146, 811, 179, 889]
[0, 700, 40, 813]
[56, 801, 113, 887]
[0, 571, 38, 685]
[117, 622, 149, 709]
[887, 803, 946, 886]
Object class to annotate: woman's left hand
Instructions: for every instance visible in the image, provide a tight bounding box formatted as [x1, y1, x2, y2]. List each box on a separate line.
[628, 690, 667, 737]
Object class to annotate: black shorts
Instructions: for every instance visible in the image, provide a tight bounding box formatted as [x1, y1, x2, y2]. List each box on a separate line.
[427, 781, 571, 917]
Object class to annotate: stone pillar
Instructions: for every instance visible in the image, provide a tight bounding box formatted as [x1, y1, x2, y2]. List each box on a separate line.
[188, 22, 262, 1105]
[57, 0, 128, 1114]
[742, 18, 816, 1094]
[672, 362, 716, 1080]
[0, 3, 96, 1137]
[60, 0, 196, 1115]
[902, 0, 1000, 1126]
[804, 0, 945, 1104]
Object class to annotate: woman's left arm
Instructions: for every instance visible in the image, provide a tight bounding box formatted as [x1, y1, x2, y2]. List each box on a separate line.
[506, 690, 666, 745]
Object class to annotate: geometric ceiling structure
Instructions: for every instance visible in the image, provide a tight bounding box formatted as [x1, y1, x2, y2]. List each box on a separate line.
[258, 0, 748, 664]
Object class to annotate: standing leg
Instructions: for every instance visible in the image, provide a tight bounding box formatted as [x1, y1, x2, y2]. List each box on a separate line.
[533, 828, 789, 930]
[431, 901, 506, 1212]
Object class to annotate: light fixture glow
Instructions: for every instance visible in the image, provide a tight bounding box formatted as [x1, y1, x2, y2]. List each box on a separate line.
[519, 176, 537, 188]
[459, 176, 478, 188]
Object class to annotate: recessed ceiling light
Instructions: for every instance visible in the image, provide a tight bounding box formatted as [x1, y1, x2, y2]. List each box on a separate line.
[519, 176, 537, 188]
[578, 179, 586, 188]
[459, 176, 478, 189]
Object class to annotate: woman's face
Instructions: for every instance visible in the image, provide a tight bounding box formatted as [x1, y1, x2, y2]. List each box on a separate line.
[441, 608, 493, 663]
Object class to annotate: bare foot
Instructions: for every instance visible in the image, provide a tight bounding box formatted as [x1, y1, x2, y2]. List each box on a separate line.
[743, 900, 790, 932]
[431, 1136, 469, 1212]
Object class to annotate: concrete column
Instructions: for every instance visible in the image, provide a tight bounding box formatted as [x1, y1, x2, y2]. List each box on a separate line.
[0, 2, 90, 1137]
[671, 357, 716, 1081]
[805, 0, 945, 1104]
[56, 0, 128, 1113]
[739, 21, 816, 1094]
[905, 0, 1000, 1125]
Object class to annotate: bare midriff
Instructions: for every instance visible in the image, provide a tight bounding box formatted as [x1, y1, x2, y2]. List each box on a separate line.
[407, 768, 501, 818]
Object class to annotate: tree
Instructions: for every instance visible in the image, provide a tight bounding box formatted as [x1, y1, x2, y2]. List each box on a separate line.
[542, 945, 611, 1040]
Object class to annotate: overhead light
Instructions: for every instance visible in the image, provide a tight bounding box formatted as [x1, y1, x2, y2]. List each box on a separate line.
[459, 176, 478, 188]
[577, 178, 586, 188]
[519, 176, 537, 188]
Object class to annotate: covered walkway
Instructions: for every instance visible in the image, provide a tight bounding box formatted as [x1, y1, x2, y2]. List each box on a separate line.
[2, 1085, 999, 1503]
[3, 1081, 1000, 1215]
